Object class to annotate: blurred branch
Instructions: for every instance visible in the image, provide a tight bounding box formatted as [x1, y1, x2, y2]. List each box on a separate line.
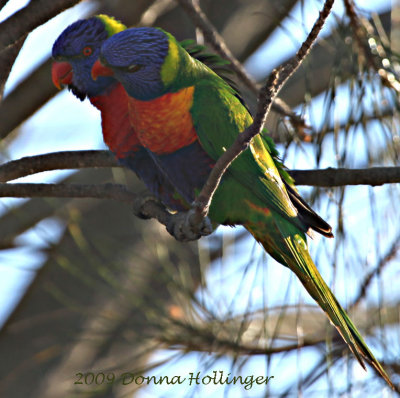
[277, 0, 335, 89]
[175, 0, 305, 128]
[0, 35, 26, 98]
[0, 180, 211, 241]
[344, 0, 400, 93]
[0, 181, 176, 228]
[279, 10, 392, 107]
[219, 0, 298, 62]
[351, 230, 400, 308]
[176, 0, 258, 92]
[0, 182, 136, 202]
[0, 1, 9, 11]
[0, 0, 81, 50]
[0, 58, 57, 140]
[163, 318, 320, 356]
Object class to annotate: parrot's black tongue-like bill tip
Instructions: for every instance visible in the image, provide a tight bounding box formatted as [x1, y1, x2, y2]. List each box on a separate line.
[51, 61, 73, 90]
[91, 59, 114, 80]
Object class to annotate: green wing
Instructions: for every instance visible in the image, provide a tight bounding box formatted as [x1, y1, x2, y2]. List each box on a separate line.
[191, 77, 305, 231]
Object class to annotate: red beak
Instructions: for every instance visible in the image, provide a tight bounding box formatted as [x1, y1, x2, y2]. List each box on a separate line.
[51, 61, 73, 90]
[91, 59, 114, 80]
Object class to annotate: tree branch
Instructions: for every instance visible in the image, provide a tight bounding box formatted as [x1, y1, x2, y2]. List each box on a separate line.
[289, 166, 400, 187]
[1, 156, 400, 242]
[0, 0, 81, 51]
[0, 150, 117, 182]
[1, 151, 400, 187]
[0, 35, 26, 99]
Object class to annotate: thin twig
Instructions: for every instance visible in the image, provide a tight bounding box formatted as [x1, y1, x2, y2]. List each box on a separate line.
[351, 231, 400, 308]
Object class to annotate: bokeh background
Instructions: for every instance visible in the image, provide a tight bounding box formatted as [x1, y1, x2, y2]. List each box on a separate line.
[0, 0, 399, 397]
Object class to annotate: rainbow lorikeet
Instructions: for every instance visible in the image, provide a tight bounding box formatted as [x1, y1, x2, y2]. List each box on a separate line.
[91, 27, 393, 387]
[51, 15, 186, 210]
[51, 15, 328, 230]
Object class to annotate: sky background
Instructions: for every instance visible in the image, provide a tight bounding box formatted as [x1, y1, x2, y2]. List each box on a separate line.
[0, 0, 397, 396]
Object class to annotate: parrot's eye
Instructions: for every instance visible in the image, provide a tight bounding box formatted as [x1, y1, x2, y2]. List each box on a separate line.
[82, 46, 93, 56]
[126, 64, 142, 73]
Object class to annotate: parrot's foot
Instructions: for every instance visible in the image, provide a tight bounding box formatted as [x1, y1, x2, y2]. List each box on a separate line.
[132, 194, 159, 219]
[167, 209, 214, 242]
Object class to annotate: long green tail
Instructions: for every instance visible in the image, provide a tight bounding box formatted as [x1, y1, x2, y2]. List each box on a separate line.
[246, 213, 393, 389]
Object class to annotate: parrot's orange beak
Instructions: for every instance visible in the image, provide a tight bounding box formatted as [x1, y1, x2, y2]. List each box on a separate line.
[51, 61, 73, 90]
[91, 59, 114, 80]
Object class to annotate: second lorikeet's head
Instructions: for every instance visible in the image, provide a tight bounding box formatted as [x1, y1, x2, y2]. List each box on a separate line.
[51, 15, 126, 99]
[92, 28, 194, 101]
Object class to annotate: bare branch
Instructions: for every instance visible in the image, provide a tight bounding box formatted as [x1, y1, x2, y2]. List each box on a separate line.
[2, 151, 400, 188]
[2, 150, 400, 244]
[289, 166, 400, 187]
[0, 0, 81, 51]
[0, 58, 57, 140]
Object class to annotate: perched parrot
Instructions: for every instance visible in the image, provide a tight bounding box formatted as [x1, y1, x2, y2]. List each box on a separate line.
[91, 27, 393, 387]
[51, 15, 329, 231]
[51, 15, 186, 210]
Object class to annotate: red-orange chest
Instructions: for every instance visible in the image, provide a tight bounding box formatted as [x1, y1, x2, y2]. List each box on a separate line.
[128, 86, 197, 155]
[91, 84, 141, 158]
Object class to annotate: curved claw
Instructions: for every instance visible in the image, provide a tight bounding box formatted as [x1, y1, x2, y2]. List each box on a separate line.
[167, 209, 214, 242]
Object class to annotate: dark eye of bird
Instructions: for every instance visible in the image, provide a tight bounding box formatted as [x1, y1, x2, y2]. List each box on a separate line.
[126, 64, 142, 73]
[82, 46, 92, 56]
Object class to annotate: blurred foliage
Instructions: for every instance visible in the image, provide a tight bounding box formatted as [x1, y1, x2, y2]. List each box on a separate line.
[0, 0, 399, 397]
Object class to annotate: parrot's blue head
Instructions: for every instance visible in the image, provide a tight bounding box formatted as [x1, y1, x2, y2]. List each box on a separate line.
[52, 15, 126, 99]
[93, 28, 173, 101]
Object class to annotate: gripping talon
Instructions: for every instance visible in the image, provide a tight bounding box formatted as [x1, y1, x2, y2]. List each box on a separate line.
[167, 210, 214, 242]
[132, 194, 158, 219]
